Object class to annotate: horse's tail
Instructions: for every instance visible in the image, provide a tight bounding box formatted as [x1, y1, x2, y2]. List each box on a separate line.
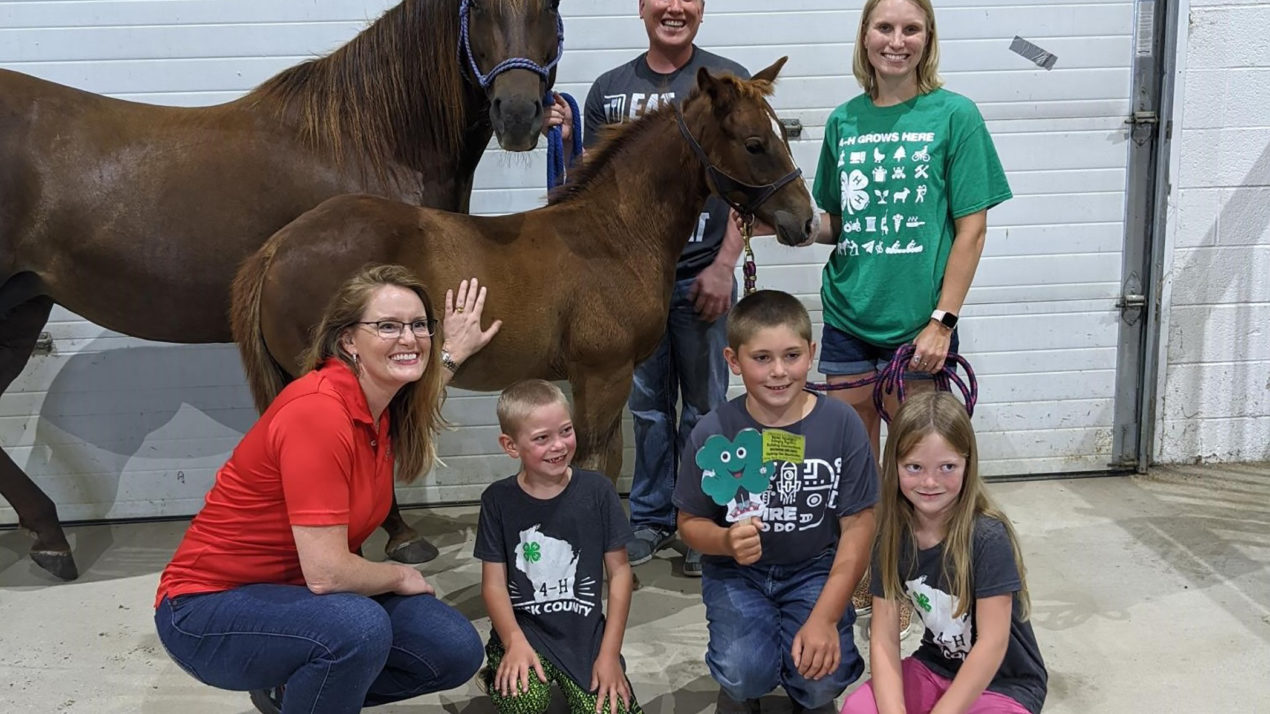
[230, 241, 293, 414]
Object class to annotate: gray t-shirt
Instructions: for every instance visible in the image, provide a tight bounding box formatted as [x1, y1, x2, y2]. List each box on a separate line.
[584, 46, 749, 281]
[474, 469, 634, 690]
[870, 516, 1048, 713]
[672, 394, 879, 566]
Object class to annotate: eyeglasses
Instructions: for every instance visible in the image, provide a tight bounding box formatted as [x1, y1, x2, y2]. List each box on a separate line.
[355, 319, 438, 339]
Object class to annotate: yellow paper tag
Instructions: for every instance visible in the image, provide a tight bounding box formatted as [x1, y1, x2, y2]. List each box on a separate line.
[761, 429, 805, 464]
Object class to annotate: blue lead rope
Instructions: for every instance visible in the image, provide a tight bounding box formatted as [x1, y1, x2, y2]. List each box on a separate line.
[546, 91, 582, 190]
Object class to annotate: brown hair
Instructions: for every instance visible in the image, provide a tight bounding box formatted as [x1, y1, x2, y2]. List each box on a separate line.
[496, 379, 571, 437]
[302, 264, 447, 482]
[852, 0, 943, 98]
[726, 290, 813, 351]
[876, 391, 1032, 620]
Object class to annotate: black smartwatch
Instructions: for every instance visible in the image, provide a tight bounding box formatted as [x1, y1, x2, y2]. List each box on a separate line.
[931, 309, 958, 330]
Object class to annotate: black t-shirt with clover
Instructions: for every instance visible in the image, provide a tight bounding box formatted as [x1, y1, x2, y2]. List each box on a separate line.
[474, 469, 633, 690]
[869, 515, 1047, 713]
[673, 394, 878, 566]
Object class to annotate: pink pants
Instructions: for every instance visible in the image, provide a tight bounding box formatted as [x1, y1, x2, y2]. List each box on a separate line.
[840, 658, 1030, 714]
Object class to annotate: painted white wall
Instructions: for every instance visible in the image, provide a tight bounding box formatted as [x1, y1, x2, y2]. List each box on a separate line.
[1157, 0, 1270, 463]
[0, 0, 1142, 523]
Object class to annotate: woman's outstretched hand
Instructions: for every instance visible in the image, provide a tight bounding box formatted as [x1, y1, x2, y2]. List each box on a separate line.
[442, 278, 503, 368]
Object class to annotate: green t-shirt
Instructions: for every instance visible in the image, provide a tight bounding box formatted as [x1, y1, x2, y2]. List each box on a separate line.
[813, 88, 1011, 347]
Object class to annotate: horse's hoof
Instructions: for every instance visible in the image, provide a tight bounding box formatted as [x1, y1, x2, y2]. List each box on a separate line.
[386, 537, 439, 564]
[30, 550, 79, 581]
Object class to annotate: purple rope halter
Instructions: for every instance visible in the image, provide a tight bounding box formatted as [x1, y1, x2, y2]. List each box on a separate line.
[459, 0, 564, 90]
[805, 344, 978, 422]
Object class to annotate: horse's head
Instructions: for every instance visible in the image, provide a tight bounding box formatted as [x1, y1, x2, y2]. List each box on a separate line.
[460, 0, 563, 151]
[681, 58, 818, 247]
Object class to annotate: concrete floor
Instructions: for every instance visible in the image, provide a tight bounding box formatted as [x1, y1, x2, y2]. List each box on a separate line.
[1, 464, 1268, 713]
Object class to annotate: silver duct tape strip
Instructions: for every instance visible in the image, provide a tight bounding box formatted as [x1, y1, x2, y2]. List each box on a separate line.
[1009, 36, 1058, 70]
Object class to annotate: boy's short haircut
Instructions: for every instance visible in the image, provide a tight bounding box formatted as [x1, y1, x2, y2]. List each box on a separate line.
[496, 379, 571, 436]
[726, 290, 813, 350]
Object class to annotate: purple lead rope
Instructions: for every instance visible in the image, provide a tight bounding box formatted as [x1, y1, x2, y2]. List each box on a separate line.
[805, 344, 978, 422]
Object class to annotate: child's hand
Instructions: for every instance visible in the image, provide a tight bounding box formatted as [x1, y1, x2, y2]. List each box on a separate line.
[727, 516, 763, 565]
[590, 653, 631, 713]
[792, 617, 841, 681]
[494, 640, 547, 697]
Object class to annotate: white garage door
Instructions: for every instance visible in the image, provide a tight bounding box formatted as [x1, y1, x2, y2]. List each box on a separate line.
[0, 0, 1140, 524]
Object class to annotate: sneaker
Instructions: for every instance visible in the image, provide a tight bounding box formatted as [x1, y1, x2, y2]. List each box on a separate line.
[851, 569, 873, 617]
[249, 685, 283, 714]
[682, 547, 703, 577]
[626, 526, 675, 566]
[715, 689, 761, 714]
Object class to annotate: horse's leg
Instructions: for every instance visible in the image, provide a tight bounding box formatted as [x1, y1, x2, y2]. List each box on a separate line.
[0, 295, 76, 579]
[570, 364, 635, 484]
[572, 364, 636, 588]
[380, 493, 439, 564]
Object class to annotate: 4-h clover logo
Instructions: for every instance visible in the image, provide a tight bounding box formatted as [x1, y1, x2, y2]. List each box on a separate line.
[842, 169, 870, 215]
[522, 541, 542, 563]
[696, 429, 776, 506]
[915, 592, 932, 613]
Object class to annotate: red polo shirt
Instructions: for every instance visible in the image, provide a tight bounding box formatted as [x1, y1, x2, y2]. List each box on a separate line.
[156, 359, 394, 606]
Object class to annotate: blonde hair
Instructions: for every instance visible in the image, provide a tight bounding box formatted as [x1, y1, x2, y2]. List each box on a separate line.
[877, 391, 1031, 620]
[302, 264, 447, 483]
[496, 379, 571, 438]
[852, 0, 944, 98]
[726, 290, 813, 351]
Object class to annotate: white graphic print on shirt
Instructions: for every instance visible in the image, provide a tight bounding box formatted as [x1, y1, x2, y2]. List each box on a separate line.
[761, 457, 842, 533]
[906, 574, 972, 660]
[510, 525, 598, 617]
[834, 130, 939, 260]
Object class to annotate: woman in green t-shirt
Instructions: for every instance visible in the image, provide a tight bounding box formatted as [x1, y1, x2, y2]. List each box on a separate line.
[810, 0, 1011, 455]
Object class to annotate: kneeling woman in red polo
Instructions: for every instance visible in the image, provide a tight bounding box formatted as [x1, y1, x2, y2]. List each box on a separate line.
[155, 265, 499, 714]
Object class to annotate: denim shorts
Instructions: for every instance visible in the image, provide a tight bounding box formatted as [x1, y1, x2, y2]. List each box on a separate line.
[818, 322, 959, 378]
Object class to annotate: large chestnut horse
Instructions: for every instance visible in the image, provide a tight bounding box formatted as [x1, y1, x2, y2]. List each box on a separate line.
[232, 60, 816, 484]
[0, 0, 561, 580]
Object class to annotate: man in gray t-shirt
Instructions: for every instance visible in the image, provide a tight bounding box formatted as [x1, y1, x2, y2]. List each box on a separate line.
[544, 0, 747, 579]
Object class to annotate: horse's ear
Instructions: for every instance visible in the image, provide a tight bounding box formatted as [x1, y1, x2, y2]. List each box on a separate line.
[696, 66, 720, 97]
[697, 66, 738, 111]
[752, 56, 789, 85]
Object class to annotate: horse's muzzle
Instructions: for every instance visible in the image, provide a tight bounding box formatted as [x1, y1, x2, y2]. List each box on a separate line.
[773, 208, 818, 247]
[491, 96, 544, 151]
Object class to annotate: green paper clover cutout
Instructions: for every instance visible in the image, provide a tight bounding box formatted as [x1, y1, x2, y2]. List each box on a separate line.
[696, 429, 775, 506]
[522, 541, 542, 563]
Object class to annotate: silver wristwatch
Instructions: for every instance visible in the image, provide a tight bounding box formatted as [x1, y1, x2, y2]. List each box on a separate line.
[440, 349, 460, 372]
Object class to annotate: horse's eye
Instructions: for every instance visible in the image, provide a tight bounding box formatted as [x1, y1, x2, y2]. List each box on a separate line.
[547, 0, 561, 11]
[745, 139, 765, 155]
[469, 0, 484, 14]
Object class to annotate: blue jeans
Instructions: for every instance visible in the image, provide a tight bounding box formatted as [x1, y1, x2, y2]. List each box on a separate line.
[701, 553, 863, 708]
[627, 274, 735, 531]
[155, 584, 483, 713]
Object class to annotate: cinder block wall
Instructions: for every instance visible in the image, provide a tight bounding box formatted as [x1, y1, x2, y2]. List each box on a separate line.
[1159, 0, 1270, 463]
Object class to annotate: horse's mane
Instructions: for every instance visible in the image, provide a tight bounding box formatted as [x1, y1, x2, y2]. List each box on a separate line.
[548, 72, 775, 205]
[246, 0, 466, 179]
